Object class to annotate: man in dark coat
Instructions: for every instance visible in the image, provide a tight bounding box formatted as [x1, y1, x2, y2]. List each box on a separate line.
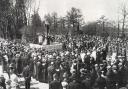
[15, 53, 22, 74]
[49, 73, 62, 89]
[82, 76, 91, 89]
[84, 53, 91, 70]
[67, 76, 84, 89]
[106, 66, 117, 89]
[94, 71, 106, 89]
[2, 54, 7, 73]
[22, 63, 32, 89]
[96, 51, 102, 64]
[36, 60, 42, 81]
[0, 74, 6, 89]
[42, 61, 48, 82]
[48, 62, 55, 83]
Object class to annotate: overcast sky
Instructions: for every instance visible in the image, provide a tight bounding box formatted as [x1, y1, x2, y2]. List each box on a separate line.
[33, 0, 128, 23]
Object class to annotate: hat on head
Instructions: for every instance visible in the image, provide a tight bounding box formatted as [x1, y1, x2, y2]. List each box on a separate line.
[49, 55, 53, 59]
[51, 62, 54, 65]
[100, 64, 103, 66]
[87, 52, 90, 55]
[72, 74, 77, 80]
[9, 63, 14, 68]
[112, 65, 117, 69]
[80, 68, 87, 74]
[65, 51, 69, 55]
[118, 62, 122, 66]
[95, 64, 98, 67]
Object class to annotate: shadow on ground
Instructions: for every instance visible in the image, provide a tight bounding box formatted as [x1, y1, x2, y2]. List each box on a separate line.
[20, 87, 39, 89]
[19, 81, 39, 86]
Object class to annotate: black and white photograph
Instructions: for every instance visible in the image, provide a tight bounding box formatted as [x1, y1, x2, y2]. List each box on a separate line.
[0, 0, 128, 89]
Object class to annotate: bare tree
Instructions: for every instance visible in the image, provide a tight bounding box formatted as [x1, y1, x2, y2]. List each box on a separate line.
[97, 15, 108, 37]
[119, 3, 128, 38]
[52, 12, 58, 31]
[44, 13, 53, 28]
[58, 17, 66, 34]
[44, 12, 59, 34]
[24, 0, 34, 25]
[66, 7, 83, 35]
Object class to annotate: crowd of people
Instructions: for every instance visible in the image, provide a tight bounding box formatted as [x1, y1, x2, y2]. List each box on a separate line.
[0, 35, 128, 89]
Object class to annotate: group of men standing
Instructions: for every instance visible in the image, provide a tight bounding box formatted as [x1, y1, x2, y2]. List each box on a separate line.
[0, 35, 127, 89]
